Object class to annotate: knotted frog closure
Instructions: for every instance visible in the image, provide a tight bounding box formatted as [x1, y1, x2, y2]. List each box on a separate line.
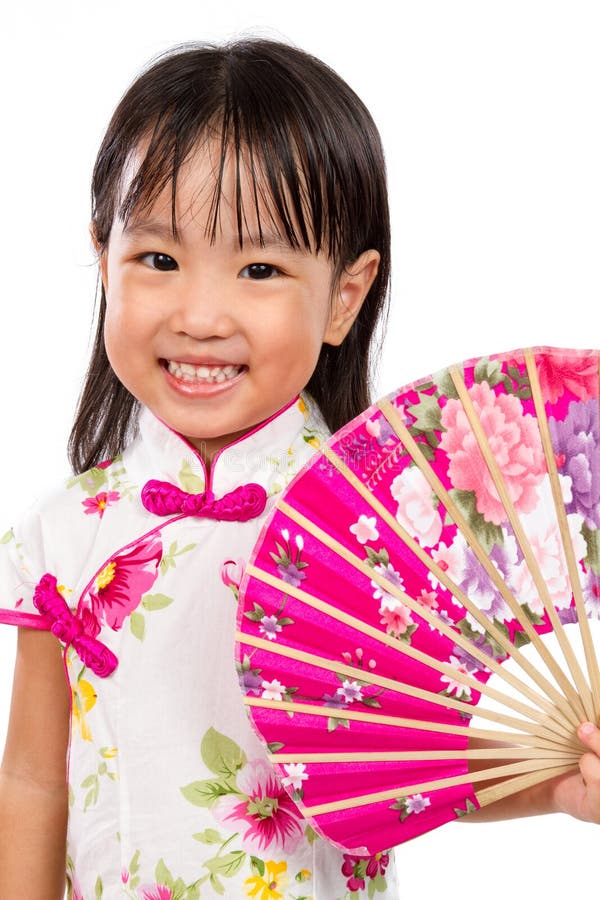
[141, 480, 267, 521]
[33, 573, 118, 677]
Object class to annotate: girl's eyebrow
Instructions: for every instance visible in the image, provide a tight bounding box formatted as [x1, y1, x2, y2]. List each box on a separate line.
[122, 217, 307, 254]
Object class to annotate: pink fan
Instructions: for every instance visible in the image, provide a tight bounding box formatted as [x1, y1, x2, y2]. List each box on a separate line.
[235, 347, 600, 855]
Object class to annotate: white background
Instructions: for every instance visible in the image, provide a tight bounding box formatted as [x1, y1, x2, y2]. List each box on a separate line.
[0, 1, 598, 896]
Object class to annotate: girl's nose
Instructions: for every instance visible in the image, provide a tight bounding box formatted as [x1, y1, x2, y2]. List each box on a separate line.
[168, 278, 237, 339]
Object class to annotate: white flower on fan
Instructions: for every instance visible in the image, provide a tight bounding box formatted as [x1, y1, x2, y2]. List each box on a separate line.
[350, 515, 379, 544]
[261, 679, 286, 701]
[281, 763, 309, 791]
[440, 655, 476, 700]
[391, 467, 443, 547]
[338, 680, 364, 703]
[405, 793, 431, 814]
[427, 536, 467, 589]
[507, 508, 586, 614]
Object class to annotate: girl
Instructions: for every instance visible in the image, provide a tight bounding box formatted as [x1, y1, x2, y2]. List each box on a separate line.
[0, 37, 598, 900]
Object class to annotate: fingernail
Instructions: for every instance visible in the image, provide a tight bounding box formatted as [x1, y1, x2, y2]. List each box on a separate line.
[579, 722, 595, 737]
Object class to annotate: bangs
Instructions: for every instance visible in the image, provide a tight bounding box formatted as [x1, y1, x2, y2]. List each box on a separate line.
[117, 98, 343, 259]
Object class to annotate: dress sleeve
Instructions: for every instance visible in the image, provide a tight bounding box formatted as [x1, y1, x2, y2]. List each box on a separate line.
[0, 516, 52, 631]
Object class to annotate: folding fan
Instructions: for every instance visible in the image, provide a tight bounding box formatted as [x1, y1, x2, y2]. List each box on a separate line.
[234, 346, 600, 855]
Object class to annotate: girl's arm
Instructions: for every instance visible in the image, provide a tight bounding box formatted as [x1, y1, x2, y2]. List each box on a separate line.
[0, 627, 71, 899]
[463, 723, 600, 823]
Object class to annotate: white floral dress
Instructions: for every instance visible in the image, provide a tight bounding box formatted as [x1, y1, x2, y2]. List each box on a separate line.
[0, 393, 398, 899]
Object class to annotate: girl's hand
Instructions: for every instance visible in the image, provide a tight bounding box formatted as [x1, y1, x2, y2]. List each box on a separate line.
[551, 723, 600, 824]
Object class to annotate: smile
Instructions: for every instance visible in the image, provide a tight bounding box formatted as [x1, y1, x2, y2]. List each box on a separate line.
[165, 360, 245, 384]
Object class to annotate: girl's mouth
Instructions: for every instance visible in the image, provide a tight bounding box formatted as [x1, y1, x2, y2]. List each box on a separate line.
[163, 360, 246, 385]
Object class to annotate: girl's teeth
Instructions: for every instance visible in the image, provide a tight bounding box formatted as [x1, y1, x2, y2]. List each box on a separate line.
[166, 361, 242, 383]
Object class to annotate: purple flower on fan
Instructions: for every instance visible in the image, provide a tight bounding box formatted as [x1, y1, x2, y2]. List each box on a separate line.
[549, 400, 600, 529]
[453, 632, 498, 670]
[460, 541, 516, 625]
[239, 669, 264, 696]
[322, 692, 348, 709]
[558, 605, 579, 625]
[277, 562, 306, 587]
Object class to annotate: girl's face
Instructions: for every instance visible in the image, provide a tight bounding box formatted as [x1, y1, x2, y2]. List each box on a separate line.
[98, 144, 379, 463]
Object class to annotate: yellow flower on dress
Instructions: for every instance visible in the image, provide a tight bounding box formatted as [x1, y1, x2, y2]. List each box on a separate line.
[298, 398, 307, 416]
[245, 860, 288, 900]
[307, 436, 321, 449]
[71, 678, 97, 742]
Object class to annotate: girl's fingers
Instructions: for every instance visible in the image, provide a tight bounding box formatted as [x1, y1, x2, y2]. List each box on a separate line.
[578, 722, 600, 754]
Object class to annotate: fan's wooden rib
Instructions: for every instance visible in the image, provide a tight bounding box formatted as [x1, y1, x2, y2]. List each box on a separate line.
[238, 631, 570, 744]
[269, 749, 581, 763]
[525, 349, 600, 722]
[321, 438, 575, 734]
[276, 502, 580, 738]
[448, 366, 592, 722]
[244, 697, 578, 753]
[302, 758, 578, 817]
[379, 398, 582, 729]
[245, 563, 574, 745]
[475, 764, 576, 808]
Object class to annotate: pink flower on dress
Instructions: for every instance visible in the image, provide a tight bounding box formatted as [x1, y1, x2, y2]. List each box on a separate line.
[221, 557, 245, 592]
[137, 886, 172, 900]
[212, 758, 304, 856]
[86, 535, 162, 630]
[82, 490, 120, 518]
[440, 381, 545, 525]
[537, 351, 598, 403]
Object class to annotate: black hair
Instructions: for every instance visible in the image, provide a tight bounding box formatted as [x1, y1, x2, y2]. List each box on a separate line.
[68, 37, 391, 473]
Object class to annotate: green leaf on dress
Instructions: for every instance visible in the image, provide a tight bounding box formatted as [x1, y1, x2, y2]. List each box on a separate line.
[178, 460, 205, 494]
[130, 611, 145, 641]
[94, 876, 103, 899]
[250, 856, 265, 876]
[155, 858, 175, 888]
[180, 778, 229, 808]
[0, 529, 13, 544]
[203, 851, 246, 877]
[201, 727, 247, 777]
[142, 593, 175, 611]
[193, 828, 223, 844]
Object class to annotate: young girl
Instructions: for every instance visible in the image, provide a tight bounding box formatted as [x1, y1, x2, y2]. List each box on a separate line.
[0, 37, 598, 900]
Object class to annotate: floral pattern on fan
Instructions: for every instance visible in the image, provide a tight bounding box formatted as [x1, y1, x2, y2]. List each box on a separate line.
[236, 347, 600, 855]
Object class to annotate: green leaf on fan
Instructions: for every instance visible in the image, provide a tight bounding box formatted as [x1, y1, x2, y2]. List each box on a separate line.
[521, 603, 544, 625]
[513, 629, 532, 649]
[453, 798, 478, 817]
[433, 367, 461, 400]
[473, 357, 504, 387]
[406, 392, 442, 433]
[448, 489, 504, 553]
[327, 716, 350, 732]
[583, 523, 600, 575]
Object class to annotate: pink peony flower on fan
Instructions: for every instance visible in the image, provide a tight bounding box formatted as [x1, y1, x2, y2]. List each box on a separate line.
[439, 381, 546, 525]
[537, 351, 598, 403]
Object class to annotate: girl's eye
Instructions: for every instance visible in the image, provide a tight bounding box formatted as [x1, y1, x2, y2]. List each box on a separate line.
[138, 252, 178, 271]
[239, 263, 282, 280]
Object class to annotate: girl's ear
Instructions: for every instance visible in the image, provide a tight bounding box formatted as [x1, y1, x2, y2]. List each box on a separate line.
[324, 249, 380, 346]
[89, 221, 109, 291]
